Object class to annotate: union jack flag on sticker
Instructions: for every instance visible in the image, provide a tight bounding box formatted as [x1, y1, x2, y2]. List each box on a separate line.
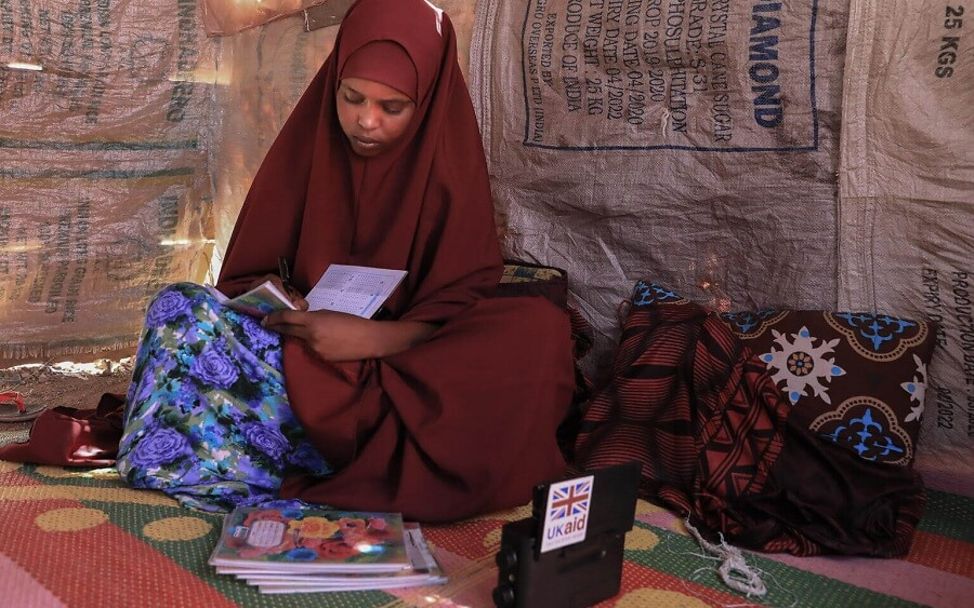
[540, 474, 594, 553]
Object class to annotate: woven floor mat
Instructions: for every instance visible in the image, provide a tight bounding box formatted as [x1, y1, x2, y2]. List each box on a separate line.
[1, 461, 971, 607]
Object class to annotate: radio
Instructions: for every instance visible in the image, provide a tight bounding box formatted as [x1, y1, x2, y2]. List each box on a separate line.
[492, 461, 641, 608]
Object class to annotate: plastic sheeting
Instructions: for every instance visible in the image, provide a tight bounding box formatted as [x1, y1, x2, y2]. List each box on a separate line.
[0, 0, 216, 365]
[0, 1, 478, 368]
[471, 0, 845, 362]
[838, 0, 974, 488]
[200, 0, 325, 37]
[208, 12, 336, 282]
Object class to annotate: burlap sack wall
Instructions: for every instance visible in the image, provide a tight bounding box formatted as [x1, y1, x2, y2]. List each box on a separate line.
[0, 0, 216, 365]
[471, 0, 846, 366]
[200, 0, 322, 37]
[838, 0, 974, 488]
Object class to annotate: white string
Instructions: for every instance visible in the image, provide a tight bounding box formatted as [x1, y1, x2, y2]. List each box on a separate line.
[658, 523, 800, 608]
[684, 518, 768, 598]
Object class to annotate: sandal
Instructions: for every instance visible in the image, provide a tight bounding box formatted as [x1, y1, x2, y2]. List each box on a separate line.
[0, 391, 47, 422]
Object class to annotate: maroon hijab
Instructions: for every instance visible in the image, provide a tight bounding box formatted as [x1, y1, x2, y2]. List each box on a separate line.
[218, 0, 502, 322]
[341, 40, 418, 102]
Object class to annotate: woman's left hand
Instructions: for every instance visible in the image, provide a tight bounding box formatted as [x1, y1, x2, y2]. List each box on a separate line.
[262, 310, 380, 361]
[262, 310, 439, 362]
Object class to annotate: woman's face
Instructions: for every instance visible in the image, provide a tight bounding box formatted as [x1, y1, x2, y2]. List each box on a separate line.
[337, 77, 416, 157]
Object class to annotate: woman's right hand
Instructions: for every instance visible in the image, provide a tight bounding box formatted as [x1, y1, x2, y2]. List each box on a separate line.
[246, 274, 310, 311]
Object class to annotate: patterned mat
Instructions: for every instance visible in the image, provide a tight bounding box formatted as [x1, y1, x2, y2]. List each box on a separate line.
[1, 460, 971, 607]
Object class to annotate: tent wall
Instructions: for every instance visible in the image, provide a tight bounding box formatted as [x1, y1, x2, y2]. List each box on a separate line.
[0, 0, 216, 365]
[838, 0, 974, 486]
[471, 0, 841, 345]
[470, 0, 973, 489]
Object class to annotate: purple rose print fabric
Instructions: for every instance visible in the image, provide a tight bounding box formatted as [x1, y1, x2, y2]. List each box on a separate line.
[116, 283, 331, 512]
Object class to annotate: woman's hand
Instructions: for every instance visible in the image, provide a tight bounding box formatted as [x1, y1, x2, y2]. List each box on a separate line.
[245, 274, 309, 311]
[263, 310, 378, 361]
[261, 310, 437, 361]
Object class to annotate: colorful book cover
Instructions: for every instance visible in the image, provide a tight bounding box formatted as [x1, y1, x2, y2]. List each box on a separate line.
[224, 522, 448, 593]
[206, 281, 296, 318]
[208, 503, 410, 573]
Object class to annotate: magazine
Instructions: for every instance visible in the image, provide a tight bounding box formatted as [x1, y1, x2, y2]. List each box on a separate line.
[207, 280, 296, 318]
[209, 503, 410, 573]
[209, 504, 446, 593]
[240, 525, 447, 593]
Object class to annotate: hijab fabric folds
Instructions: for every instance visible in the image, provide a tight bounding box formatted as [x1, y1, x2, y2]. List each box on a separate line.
[217, 0, 575, 521]
[341, 41, 418, 101]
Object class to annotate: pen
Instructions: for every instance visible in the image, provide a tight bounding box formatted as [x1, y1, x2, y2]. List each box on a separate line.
[277, 256, 292, 293]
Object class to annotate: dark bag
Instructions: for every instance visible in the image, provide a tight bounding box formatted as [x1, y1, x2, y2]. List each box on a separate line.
[0, 393, 125, 467]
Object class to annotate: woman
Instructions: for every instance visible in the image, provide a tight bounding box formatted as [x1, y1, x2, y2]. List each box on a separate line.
[117, 0, 575, 521]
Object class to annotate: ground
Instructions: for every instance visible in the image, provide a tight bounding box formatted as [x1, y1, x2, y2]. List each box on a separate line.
[0, 358, 133, 448]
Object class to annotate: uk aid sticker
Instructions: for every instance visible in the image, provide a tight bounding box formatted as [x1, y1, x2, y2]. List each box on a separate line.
[539, 474, 594, 553]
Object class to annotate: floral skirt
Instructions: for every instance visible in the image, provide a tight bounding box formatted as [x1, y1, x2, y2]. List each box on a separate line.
[116, 283, 330, 512]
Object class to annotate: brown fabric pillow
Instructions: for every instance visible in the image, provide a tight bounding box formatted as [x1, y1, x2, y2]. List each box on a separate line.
[717, 309, 937, 466]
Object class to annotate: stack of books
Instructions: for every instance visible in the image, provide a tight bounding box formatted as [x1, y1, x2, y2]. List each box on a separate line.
[208, 502, 446, 594]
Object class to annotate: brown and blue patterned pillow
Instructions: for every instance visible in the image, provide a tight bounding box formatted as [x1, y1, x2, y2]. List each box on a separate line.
[632, 281, 937, 466]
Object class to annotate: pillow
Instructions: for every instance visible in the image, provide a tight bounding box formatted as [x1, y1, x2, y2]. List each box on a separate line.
[495, 262, 569, 309]
[717, 305, 937, 466]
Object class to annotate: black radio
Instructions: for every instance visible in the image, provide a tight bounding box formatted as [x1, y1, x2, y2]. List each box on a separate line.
[492, 461, 641, 608]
